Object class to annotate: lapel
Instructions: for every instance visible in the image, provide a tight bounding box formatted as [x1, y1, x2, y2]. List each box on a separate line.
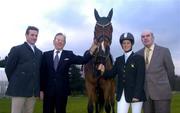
[57, 50, 64, 67]
[55, 50, 67, 71]
[139, 48, 145, 57]
[122, 55, 125, 64]
[48, 50, 55, 71]
[34, 46, 41, 57]
[33, 46, 38, 54]
[125, 52, 134, 64]
[24, 42, 34, 53]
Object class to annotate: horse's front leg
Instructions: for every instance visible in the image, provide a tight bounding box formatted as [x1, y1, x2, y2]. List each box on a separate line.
[110, 97, 115, 113]
[105, 101, 111, 113]
[87, 86, 97, 113]
[111, 81, 116, 113]
[95, 101, 99, 113]
[88, 100, 94, 113]
[103, 80, 115, 113]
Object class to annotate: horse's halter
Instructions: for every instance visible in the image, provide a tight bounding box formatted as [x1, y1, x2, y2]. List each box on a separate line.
[92, 8, 113, 76]
[94, 22, 112, 44]
[93, 22, 113, 74]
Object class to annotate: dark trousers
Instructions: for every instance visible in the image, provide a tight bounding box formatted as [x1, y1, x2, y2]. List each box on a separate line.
[143, 97, 171, 113]
[43, 93, 68, 113]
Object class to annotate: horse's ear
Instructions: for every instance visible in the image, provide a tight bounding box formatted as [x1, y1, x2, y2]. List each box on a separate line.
[107, 8, 113, 21]
[94, 9, 100, 21]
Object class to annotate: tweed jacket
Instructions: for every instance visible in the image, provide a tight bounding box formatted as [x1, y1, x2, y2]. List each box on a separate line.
[137, 44, 175, 100]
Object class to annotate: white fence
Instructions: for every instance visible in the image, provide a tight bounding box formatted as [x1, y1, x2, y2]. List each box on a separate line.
[0, 68, 8, 97]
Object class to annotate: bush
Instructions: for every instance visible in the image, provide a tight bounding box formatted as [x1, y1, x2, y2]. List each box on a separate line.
[174, 76, 180, 91]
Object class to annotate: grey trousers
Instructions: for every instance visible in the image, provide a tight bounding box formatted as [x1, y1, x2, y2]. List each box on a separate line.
[143, 97, 171, 113]
[11, 97, 36, 113]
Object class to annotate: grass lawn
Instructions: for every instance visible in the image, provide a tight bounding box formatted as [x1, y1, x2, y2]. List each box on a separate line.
[0, 92, 180, 113]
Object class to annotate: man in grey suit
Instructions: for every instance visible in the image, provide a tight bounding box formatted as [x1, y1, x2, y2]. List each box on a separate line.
[5, 26, 42, 113]
[137, 30, 175, 113]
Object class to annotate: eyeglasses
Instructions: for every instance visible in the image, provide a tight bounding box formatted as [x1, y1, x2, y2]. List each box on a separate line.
[141, 34, 150, 38]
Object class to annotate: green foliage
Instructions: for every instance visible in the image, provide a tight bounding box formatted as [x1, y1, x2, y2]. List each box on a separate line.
[0, 56, 7, 67]
[174, 75, 180, 91]
[69, 65, 85, 95]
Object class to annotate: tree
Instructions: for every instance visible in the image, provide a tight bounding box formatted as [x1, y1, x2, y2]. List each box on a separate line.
[0, 56, 7, 67]
[174, 74, 180, 91]
[69, 65, 85, 95]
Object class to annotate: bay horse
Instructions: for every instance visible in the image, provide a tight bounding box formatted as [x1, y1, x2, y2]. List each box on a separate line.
[84, 9, 115, 113]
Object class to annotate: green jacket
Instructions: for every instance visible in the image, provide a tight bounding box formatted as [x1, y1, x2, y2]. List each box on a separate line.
[5, 42, 42, 97]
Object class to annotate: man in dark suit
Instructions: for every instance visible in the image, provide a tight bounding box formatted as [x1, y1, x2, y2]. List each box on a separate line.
[5, 26, 42, 113]
[137, 30, 175, 113]
[40, 32, 98, 113]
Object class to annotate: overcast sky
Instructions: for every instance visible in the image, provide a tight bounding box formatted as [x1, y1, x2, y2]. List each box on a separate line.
[0, 0, 179, 74]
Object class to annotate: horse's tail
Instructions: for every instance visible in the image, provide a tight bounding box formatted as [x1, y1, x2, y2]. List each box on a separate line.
[96, 77, 105, 113]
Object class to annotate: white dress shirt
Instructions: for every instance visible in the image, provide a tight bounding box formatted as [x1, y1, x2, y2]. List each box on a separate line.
[27, 42, 35, 52]
[53, 49, 62, 60]
[124, 50, 133, 63]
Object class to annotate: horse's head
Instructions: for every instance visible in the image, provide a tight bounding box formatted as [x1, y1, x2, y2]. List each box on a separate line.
[93, 9, 113, 66]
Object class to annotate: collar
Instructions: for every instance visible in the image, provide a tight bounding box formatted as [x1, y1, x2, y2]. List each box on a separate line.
[26, 42, 35, 51]
[54, 49, 62, 54]
[124, 50, 133, 57]
[26, 41, 35, 47]
[145, 44, 155, 51]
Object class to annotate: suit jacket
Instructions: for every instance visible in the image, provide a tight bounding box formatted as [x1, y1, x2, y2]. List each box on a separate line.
[5, 42, 42, 97]
[137, 44, 175, 100]
[104, 52, 146, 102]
[40, 50, 92, 96]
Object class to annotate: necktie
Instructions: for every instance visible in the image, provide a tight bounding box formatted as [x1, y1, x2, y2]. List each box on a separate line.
[145, 48, 151, 68]
[54, 51, 60, 70]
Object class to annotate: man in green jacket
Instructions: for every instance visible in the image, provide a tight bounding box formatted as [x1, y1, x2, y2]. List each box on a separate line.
[5, 26, 42, 113]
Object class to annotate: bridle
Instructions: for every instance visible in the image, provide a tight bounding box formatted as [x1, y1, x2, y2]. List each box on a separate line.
[93, 22, 113, 77]
[94, 22, 113, 44]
